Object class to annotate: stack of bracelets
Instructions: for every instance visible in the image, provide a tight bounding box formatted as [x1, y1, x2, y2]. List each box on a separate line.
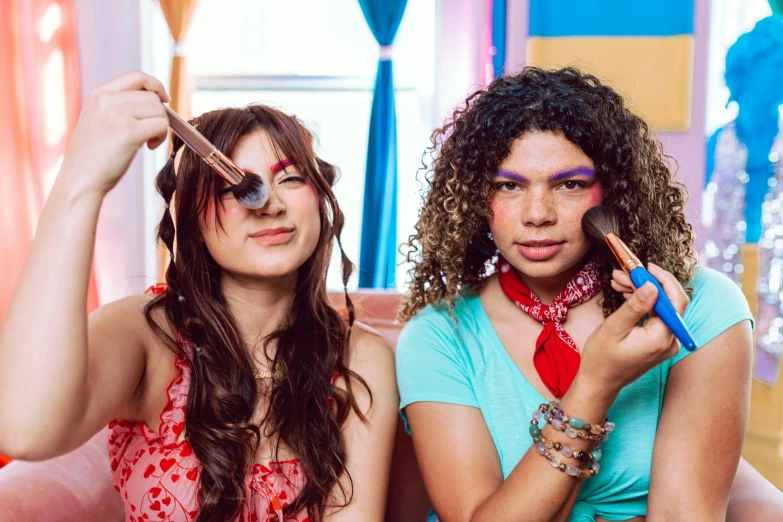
[529, 401, 616, 479]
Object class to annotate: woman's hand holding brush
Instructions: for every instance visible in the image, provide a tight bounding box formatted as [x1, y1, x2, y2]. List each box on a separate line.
[60, 68, 267, 209]
[576, 268, 690, 398]
[611, 263, 682, 301]
[59, 70, 170, 198]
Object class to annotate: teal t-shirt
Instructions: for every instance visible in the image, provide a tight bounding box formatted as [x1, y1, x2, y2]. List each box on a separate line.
[396, 266, 753, 521]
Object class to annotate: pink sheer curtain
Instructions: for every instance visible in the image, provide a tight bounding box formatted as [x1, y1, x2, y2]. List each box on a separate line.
[0, 1, 97, 331]
[0, 0, 100, 469]
[480, 0, 494, 86]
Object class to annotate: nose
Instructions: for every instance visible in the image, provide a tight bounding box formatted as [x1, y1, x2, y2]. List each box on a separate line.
[522, 188, 556, 227]
[256, 185, 285, 217]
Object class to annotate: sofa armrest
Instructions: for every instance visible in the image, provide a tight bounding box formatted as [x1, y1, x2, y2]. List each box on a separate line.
[0, 427, 123, 522]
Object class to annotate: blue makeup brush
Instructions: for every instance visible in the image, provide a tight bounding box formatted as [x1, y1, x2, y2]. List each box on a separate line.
[582, 206, 697, 351]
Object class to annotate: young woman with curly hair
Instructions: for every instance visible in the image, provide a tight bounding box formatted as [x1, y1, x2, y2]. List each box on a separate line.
[395, 67, 780, 521]
[0, 71, 398, 522]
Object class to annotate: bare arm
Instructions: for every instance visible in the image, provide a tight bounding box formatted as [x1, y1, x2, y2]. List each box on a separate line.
[407, 378, 614, 522]
[325, 325, 400, 521]
[0, 71, 170, 460]
[727, 457, 783, 521]
[647, 320, 753, 521]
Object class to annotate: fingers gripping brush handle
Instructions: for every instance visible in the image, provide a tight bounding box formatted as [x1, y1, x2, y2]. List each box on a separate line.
[627, 266, 697, 351]
[581, 206, 698, 351]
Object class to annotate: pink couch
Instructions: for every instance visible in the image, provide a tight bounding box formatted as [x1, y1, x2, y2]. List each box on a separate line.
[3, 290, 783, 521]
[0, 427, 124, 522]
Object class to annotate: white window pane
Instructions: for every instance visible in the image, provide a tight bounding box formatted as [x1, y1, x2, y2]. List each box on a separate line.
[187, 0, 436, 89]
[156, 0, 438, 293]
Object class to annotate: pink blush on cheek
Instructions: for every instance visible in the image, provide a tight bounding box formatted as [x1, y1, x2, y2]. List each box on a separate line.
[488, 195, 516, 230]
[210, 199, 246, 222]
[304, 179, 318, 199]
[202, 198, 248, 236]
[287, 179, 319, 208]
[587, 183, 603, 206]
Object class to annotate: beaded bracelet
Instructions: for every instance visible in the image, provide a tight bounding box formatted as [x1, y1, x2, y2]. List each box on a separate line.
[528, 403, 611, 478]
[540, 402, 608, 440]
[537, 402, 615, 442]
[532, 440, 600, 478]
[531, 434, 603, 465]
[529, 420, 603, 466]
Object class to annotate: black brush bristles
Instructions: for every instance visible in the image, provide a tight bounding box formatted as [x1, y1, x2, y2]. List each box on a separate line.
[231, 172, 269, 209]
[582, 206, 620, 243]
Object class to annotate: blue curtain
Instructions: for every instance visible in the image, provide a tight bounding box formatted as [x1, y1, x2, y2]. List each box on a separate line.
[492, 0, 507, 78]
[357, 0, 408, 289]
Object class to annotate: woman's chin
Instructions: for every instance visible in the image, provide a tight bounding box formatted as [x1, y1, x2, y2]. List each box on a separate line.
[222, 263, 300, 283]
[502, 251, 586, 281]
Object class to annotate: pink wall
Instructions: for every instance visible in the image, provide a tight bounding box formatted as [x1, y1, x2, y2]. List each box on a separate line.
[505, 0, 710, 244]
[657, 0, 710, 244]
[434, 0, 486, 123]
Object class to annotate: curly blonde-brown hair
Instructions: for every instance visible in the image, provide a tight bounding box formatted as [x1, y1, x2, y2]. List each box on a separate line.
[398, 67, 697, 323]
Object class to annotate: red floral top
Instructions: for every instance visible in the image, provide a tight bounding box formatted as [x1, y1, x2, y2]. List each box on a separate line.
[108, 330, 310, 522]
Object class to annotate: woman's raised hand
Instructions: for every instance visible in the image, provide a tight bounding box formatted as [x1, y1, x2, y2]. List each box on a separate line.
[578, 263, 690, 394]
[59, 70, 170, 198]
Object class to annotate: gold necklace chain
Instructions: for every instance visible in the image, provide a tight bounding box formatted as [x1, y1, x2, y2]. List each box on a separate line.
[252, 368, 278, 380]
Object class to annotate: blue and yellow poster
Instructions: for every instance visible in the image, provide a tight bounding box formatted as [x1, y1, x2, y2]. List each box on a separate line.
[527, 0, 695, 130]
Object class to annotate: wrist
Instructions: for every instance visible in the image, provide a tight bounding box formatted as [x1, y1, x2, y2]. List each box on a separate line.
[51, 167, 106, 209]
[561, 374, 618, 419]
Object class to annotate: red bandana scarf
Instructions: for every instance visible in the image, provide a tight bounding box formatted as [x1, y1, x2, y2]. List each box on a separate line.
[497, 256, 601, 398]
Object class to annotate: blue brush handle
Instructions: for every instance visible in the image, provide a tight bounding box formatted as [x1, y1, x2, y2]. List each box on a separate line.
[629, 267, 697, 351]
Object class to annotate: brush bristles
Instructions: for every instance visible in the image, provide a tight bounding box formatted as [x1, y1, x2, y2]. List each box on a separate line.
[582, 206, 620, 243]
[232, 173, 269, 209]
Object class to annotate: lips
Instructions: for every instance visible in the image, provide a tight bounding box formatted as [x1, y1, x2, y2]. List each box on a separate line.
[520, 240, 563, 247]
[517, 240, 565, 261]
[249, 226, 295, 245]
[250, 227, 294, 238]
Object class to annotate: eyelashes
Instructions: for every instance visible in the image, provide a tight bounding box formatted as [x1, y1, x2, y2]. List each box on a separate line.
[493, 179, 589, 192]
[559, 180, 587, 190]
[218, 174, 306, 197]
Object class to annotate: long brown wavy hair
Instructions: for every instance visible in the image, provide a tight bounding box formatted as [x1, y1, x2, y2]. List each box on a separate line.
[399, 67, 697, 323]
[144, 105, 369, 521]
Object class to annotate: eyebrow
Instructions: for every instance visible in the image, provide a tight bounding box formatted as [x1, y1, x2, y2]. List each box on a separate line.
[269, 157, 297, 176]
[495, 166, 595, 183]
[547, 166, 595, 182]
[495, 169, 528, 183]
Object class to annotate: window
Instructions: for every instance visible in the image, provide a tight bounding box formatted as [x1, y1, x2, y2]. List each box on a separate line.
[146, 0, 437, 291]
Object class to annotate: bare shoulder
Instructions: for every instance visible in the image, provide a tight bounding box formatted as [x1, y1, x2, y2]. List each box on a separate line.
[89, 293, 172, 345]
[347, 321, 396, 374]
[342, 322, 398, 410]
[90, 293, 154, 322]
[89, 294, 153, 339]
[87, 293, 175, 393]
